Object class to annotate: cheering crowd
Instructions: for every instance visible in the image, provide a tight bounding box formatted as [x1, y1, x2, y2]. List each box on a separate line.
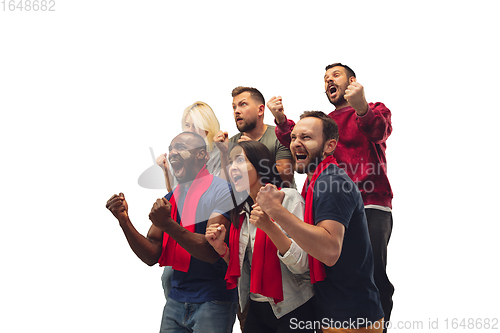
[106, 63, 394, 333]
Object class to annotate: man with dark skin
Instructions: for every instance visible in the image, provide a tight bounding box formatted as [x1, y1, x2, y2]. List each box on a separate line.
[106, 132, 237, 333]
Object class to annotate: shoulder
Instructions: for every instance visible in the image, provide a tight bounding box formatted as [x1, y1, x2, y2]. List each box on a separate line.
[229, 133, 241, 143]
[210, 175, 232, 191]
[315, 164, 358, 196]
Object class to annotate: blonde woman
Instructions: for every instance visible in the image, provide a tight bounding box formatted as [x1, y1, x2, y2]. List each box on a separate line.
[156, 101, 222, 192]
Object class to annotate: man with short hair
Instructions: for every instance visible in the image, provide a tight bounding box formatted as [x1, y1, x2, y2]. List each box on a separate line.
[106, 132, 237, 333]
[257, 111, 384, 333]
[269, 64, 394, 328]
[215, 86, 295, 188]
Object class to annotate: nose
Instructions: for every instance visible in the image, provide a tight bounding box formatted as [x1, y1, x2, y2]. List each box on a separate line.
[168, 147, 179, 159]
[291, 137, 303, 152]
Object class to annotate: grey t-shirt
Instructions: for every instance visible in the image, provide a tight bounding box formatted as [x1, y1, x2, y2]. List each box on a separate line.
[229, 125, 292, 162]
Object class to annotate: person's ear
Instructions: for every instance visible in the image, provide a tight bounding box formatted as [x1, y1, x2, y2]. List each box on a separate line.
[258, 104, 265, 117]
[349, 76, 357, 84]
[196, 149, 207, 162]
[323, 139, 337, 156]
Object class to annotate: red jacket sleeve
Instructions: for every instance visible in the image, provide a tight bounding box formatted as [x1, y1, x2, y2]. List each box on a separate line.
[355, 102, 392, 144]
[274, 117, 296, 149]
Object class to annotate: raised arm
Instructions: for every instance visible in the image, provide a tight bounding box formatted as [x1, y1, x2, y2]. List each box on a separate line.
[106, 193, 163, 266]
[267, 96, 295, 149]
[355, 102, 392, 144]
[156, 153, 174, 192]
[345, 80, 392, 143]
[213, 131, 230, 181]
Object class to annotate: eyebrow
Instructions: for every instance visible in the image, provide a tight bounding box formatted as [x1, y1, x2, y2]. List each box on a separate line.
[291, 129, 313, 136]
[324, 70, 342, 78]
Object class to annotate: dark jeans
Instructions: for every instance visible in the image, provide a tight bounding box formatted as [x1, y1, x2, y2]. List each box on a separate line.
[243, 298, 316, 333]
[365, 208, 395, 331]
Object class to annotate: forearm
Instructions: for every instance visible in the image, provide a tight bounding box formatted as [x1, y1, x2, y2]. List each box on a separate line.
[163, 170, 173, 193]
[356, 103, 392, 143]
[274, 117, 295, 148]
[261, 222, 292, 257]
[267, 206, 340, 266]
[119, 217, 162, 266]
[162, 221, 220, 264]
[219, 152, 229, 182]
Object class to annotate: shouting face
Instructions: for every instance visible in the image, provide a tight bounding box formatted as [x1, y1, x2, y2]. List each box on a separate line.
[168, 133, 205, 183]
[232, 91, 260, 133]
[228, 146, 259, 194]
[290, 117, 326, 175]
[324, 66, 352, 108]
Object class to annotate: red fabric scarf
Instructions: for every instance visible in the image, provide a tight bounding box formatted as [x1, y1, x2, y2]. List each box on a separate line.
[158, 166, 213, 272]
[225, 201, 284, 304]
[301, 155, 338, 284]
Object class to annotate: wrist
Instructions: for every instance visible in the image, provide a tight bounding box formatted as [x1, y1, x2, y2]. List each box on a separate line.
[218, 243, 229, 257]
[355, 102, 369, 116]
[265, 204, 285, 221]
[275, 113, 286, 125]
[118, 214, 131, 227]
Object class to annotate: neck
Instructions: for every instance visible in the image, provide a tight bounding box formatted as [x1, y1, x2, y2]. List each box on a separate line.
[242, 123, 267, 141]
[334, 101, 349, 110]
[249, 180, 261, 202]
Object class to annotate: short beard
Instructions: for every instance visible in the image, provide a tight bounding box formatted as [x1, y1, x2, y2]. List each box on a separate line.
[326, 93, 348, 108]
[237, 118, 257, 133]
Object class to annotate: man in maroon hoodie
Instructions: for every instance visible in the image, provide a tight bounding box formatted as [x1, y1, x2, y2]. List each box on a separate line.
[269, 63, 394, 329]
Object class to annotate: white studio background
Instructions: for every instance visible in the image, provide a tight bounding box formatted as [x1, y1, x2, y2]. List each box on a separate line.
[1, 1, 499, 332]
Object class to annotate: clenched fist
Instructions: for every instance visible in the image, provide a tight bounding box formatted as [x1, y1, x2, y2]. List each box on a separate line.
[267, 96, 286, 125]
[344, 81, 368, 116]
[149, 197, 175, 231]
[106, 193, 129, 221]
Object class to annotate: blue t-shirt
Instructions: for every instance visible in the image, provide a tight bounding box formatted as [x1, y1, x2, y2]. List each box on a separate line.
[312, 164, 384, 325]
[164, 176, 237, 303]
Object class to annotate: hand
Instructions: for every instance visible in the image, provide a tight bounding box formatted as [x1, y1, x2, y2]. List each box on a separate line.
[156, 153, 169, 173]
[238, 135, 251, 142]
[344, 81, 368, 116]
[213, 130, 229, 155]
[106, 193, 129, 221]
[249, 204, 274, 233]
[205, 223, 227, 255]
[267, 96, 286, 125]
[256, 184, 285, 215]
[149, 197, 174, 231]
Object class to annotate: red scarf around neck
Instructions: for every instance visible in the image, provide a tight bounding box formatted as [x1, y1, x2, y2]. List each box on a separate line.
[301, 154, 338, 284]
[225, 198, 284, 304]
[158, 165, 213, 272]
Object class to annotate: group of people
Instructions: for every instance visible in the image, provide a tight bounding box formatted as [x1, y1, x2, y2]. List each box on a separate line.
[106, 63, 394, 333]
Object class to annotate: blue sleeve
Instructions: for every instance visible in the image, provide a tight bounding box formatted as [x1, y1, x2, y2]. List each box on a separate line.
[313, 174, 357, 229]
[211, 180, 234, 219]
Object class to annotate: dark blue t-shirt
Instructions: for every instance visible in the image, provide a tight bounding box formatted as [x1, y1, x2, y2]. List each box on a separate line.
[312, 164, 384, 326]
[164, 176, 237, 303]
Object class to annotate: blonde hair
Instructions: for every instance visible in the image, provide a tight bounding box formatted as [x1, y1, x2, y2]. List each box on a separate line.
[181, 101, 220, 151]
